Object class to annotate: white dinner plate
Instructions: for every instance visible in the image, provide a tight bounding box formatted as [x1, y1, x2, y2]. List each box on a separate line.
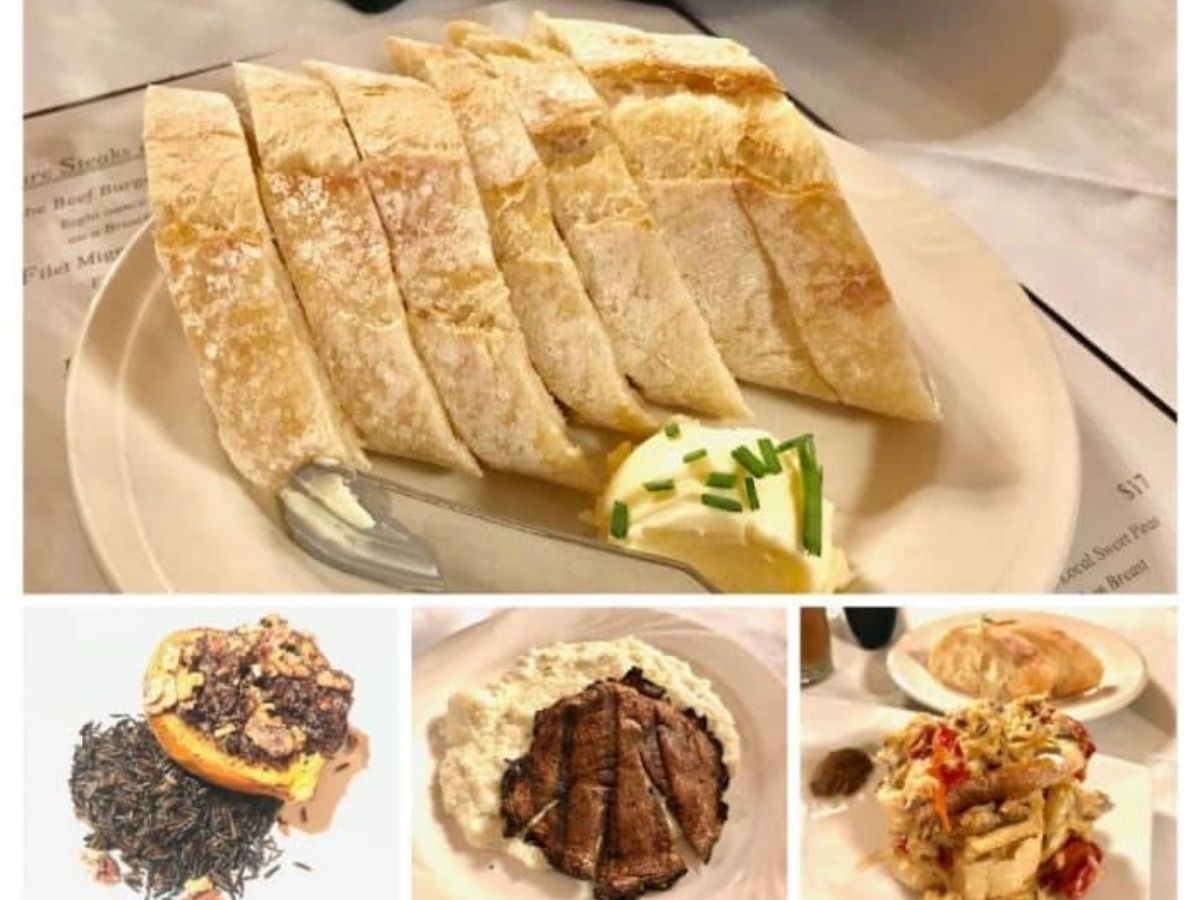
[412, 607, 786, 899]
[63, 0, 1079, 592]
[801, 697, 1153, 899]
[886, 611, 1148, 721]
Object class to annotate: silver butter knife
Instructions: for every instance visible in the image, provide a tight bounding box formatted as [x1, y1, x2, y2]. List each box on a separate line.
[280, 461, 715, 593]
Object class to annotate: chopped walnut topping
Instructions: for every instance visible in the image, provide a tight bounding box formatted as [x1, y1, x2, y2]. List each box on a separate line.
[316, 670, 353, 691]
[244, 706, 300, 759]
[168, 615, 354, 768]
[177, 670, 205, 704]
[143, 674, 178, 715]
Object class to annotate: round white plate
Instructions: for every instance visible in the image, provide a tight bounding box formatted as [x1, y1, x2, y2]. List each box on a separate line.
[886, 611, 1148, 721]
[801, 696, 1153, 899]
[65, 126, 1079, 591]
[412, 608, 786, 899]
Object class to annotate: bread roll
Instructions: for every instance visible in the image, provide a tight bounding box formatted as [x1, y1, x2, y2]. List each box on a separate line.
[232, 63, 479, 475]
[143, 85, 366, 492]
[449, 24, 749, 420]
[385, 37, 655, 435]
[928, 619, 1104, 701]
[305, 62, 596, 492]
[1008, 624, 1105, 699]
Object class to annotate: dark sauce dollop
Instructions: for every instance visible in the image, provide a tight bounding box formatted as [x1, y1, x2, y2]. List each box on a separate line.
[810, 747, 874, 797]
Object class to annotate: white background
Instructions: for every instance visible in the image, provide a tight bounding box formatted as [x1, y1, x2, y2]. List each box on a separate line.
[23, 604, 400, 899]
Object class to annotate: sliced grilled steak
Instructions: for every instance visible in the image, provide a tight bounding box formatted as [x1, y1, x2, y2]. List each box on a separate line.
[501, 694, 577, 838]
[619, 668, 729, 861]
[616, 672, 668, 792]
[559, 687, 617, 878]
[653, 703, 729, 861]
[498, 669, 731, 898]
[593, 714, 687, 899]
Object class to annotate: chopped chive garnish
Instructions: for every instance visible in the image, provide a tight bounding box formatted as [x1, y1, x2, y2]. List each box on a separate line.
[758, 437, 782, 474]
[610, 501, 629, 539]
[700, 493, 743, 512]
[664, 422, 681, 439]
[731, 445, 767, 478]
[705, 472, 737, 489]
[798, 435, 823, 556]
[683, 448, 708, 463]
[643, 479, 675, 492]
[745, 477, 760, 511]
[777, 433, 812, 454]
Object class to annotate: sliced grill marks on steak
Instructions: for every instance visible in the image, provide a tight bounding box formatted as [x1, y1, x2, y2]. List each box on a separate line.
[593, 698, 688, 899]
[558, 687, 617, 878]
[616, 669, 729, 862]
[501, 694, 576, 839]
[499, 668, 731, 898]
[615, 676, 669, 793]
[653, 703, 730, 862]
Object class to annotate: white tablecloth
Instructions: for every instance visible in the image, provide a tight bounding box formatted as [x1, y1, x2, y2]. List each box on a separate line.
[806, 607, 1177, 899]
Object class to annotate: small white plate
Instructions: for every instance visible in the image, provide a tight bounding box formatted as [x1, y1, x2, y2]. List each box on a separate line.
[886, 611, 1148, 721]
[801, 697, 1153, 899]
[412, 608, 786, 899]
[63, 0, 1080, 592]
